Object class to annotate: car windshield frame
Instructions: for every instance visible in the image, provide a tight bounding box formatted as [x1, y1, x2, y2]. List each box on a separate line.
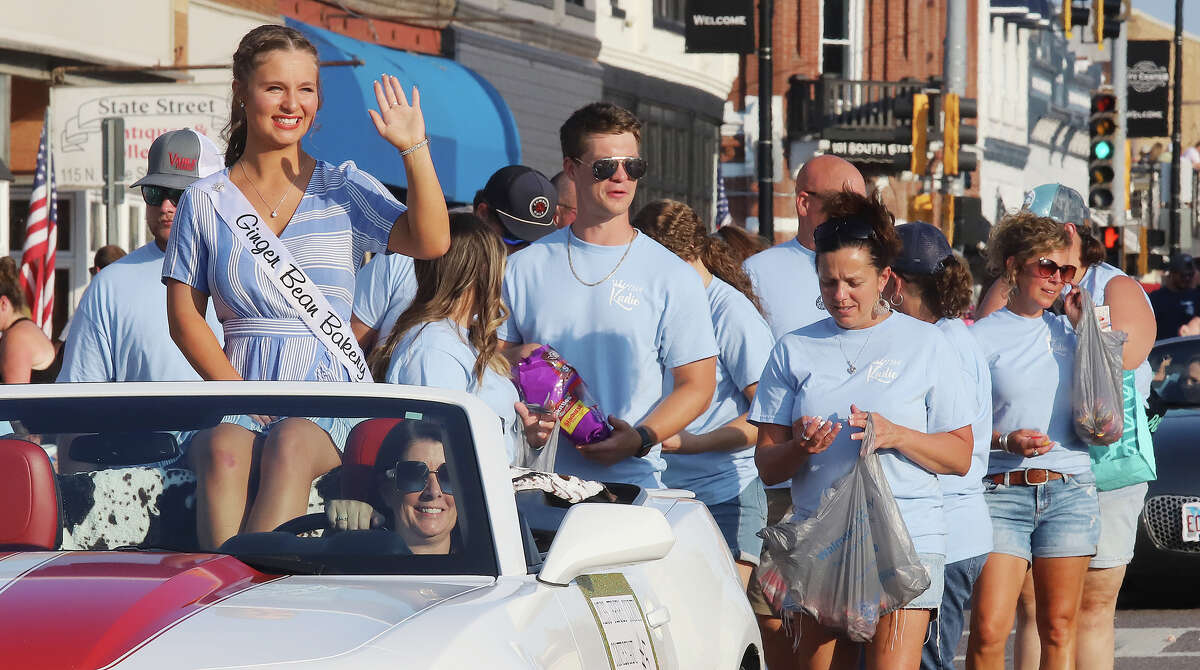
[0, 386, 500, 578]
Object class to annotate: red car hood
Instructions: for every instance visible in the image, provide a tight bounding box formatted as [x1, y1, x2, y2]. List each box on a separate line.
[0, 551, 492, 669]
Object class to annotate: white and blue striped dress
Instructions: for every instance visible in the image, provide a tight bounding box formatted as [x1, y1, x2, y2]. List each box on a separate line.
[162, 160, 406, 447]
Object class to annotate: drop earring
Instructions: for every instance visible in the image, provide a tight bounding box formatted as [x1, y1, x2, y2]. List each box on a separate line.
[815, 295, 825, 311]
[873, 297, 892, 317]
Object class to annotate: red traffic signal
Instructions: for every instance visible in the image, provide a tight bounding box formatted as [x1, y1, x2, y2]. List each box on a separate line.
[1103, 227, 1120, 249]
[1091, 94, 1116, 114]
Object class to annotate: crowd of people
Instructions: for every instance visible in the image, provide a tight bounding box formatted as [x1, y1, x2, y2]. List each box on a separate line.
[0, 23, 1163, 670]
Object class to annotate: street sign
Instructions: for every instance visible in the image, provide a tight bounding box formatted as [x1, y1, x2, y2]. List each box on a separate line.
[1127, 40, 1171, 138]
[684, 0, 755, 54]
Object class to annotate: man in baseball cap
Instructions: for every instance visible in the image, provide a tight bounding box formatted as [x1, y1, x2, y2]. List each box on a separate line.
[475, 165, 558, 253]
[60, 128, 223, 387]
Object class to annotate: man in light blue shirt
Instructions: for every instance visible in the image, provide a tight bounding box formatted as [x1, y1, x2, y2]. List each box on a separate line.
[499, 103, 717, 489]
[60, 129, 224, 383]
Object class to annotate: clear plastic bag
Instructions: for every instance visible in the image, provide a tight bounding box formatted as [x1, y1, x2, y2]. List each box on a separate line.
[757, 417, 930, 643]
[1072, 289, 1126, 446]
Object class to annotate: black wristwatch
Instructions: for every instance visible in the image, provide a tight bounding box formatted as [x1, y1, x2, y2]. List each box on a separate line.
[634, 426, 656, 458]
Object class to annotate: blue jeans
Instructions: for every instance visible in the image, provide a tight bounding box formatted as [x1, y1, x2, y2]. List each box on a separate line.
[706, 479, 768, 565]
[920, 552, 987, 670]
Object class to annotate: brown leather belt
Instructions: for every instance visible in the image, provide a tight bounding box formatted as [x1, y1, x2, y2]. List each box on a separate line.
[987, 469, 1065, 486]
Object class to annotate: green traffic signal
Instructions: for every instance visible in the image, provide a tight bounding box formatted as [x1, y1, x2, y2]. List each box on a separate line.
[1092, 140, 1113, 161]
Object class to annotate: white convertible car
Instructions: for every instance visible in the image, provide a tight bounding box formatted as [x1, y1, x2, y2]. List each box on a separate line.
[0, 382, 761, 669]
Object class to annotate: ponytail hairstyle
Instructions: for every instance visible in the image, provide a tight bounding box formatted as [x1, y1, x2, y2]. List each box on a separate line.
[1073, 221, 1106, 269]
[0, 257, 28, 315]
[224, 25, 320, 167]
[632, 199, 764, 314]
[369, 213, 510, 383]
[894, 254, 975, 320]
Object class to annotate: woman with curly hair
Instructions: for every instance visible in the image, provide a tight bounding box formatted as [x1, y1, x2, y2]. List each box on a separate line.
[371, 213, 532, 462]
[884, 223, 994, 669]
[633, 199, 773, 588]
[751, 192, 973, 669]
[966, 211, 1095, 670]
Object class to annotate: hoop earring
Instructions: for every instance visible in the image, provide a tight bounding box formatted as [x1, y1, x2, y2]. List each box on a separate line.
[890, 292, 904, 307]
[815, 295, 825, 311]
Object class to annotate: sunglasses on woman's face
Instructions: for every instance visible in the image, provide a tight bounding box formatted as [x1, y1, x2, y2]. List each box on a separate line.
[141, 185, 186, 207]
[1029, 257, 1077, 283]
[572, 156, 648, 182]
[386, 461, 454, 496]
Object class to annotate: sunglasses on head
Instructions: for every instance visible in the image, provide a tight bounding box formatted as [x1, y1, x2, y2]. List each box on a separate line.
[385, 460, 454, 496]
[1029, 257, 1077, 283]
[813, 216, 876, 252]
[141, 185, 185, 207]
[572, 156, 647, 182]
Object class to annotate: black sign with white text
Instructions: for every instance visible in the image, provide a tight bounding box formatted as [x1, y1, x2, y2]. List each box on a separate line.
[685, 0, 755, 54]
[1127, 40, 1171, 138]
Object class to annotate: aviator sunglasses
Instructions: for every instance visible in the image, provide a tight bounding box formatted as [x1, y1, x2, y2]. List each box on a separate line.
[1029, 257, 1077, 283]
[572, 156, 648, 182]
[385, 460, 455, 496]
[141, 185, 186, 207]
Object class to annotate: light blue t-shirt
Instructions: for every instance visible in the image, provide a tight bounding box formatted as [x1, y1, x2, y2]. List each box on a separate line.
[499, 227, 719, 488]
[971, 308, 1090, 475]
[935, 318, 994, 563]
[59, 243, 223, 382]
[353, 252, 417, 346]
[742, 238, 826, 341]
[385, 318, 520, 464]
[749, 312, 972, 556]
[662, 278, 774, 506]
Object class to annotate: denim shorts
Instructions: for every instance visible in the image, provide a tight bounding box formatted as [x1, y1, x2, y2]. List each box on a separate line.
[707, 479, 768, 566]
[904, 553, 946, 611]
[1090, 481, 1148, 569]
[747, 488, 793, 616]
[984, 471, 1101, 561]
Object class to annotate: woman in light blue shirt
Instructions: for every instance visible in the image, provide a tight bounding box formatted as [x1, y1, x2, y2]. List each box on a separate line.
[370, 213, 531, 463]
[885, 223, 993, 670]
[966, 211, 1095, 670]
[633, 200, 774, 590]
[751, 193, 973, 670]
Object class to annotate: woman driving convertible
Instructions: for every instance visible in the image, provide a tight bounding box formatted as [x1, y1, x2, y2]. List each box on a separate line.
[324, 420, 459, 555]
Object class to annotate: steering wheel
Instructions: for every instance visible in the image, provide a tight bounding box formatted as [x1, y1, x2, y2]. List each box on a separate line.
[273, 512, 330, 535]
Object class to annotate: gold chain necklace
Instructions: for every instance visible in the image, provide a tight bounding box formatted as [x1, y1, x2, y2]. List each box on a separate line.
[566, 229, 637, 287]
[239, 161, 302, 218]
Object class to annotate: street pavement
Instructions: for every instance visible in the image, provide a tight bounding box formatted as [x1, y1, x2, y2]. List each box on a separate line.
[949, 608, 1200, 669]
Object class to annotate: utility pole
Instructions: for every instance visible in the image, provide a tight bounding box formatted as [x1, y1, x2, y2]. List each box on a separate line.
[1112, 21, 1127, 230]
[757, 0, 774, 242]
[942, 0, 967, 235]
[1169, 0, 1184, 253]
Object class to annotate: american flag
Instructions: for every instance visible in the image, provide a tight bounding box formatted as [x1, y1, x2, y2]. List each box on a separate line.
[715, 169, 733, 229]
[20, 114, 56, 337]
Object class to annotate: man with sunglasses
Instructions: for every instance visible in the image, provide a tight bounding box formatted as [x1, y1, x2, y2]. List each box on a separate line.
[59, 129, 223, 384]
[498, 102, 718, 490]
[1150, 253, 1200, 341]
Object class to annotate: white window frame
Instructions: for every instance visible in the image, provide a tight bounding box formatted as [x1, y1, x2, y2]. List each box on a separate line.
[818, 0, 864, 80]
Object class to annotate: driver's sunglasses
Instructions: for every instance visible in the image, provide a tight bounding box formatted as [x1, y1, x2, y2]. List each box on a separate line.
[386, 461, 455, 496]
[813, 216, 876, 252]
[572, 156, 647, 182]
[141, 185, 185, 207]
[1029, 257, 1077, 283]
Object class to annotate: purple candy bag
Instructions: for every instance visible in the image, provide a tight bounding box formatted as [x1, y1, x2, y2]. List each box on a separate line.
[512, 345, 611, 445]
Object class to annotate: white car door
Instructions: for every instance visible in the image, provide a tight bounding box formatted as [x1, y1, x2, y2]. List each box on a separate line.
[553, 569, 679, 670]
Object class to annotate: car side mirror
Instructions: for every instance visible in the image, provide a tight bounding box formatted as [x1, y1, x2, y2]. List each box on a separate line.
[68, 432, 180, 467]
[537, 503, 675, 586]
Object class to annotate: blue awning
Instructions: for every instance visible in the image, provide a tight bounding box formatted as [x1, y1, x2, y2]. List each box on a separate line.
[288, 20, 520, 203]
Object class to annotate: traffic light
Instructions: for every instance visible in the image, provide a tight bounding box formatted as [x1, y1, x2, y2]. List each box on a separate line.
[1102, 226, 1120, 265]
[1094, 0, 1123, 45]
[1088, 91, 1117, 210]
[892, 93, 930, 174]
[943, 93, 978, 176]
[1063, 1, 1091, 38]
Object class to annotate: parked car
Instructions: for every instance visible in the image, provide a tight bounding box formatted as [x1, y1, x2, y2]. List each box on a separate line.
[0, 382, 761, 669]
[1123, 336, 1200, 605]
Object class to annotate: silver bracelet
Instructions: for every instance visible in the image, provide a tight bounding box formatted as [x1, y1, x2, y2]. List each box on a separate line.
[997, 431, 1010, 452]
[398, 137, 430, 157]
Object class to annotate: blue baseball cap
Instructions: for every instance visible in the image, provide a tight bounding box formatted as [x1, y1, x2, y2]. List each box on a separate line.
[1021, 183, 1091, 227]
[893, 222, 954, 275]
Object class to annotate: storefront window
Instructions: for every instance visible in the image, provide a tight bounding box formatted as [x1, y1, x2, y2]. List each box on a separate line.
[822, 0, 852, 78]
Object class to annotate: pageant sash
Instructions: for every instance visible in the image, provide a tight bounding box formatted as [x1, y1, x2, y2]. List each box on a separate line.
[199, 180, 371, 382]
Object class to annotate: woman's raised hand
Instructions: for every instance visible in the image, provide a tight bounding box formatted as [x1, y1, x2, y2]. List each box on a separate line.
[790, 415, 840, 455]
[368, 74, 427, 153]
